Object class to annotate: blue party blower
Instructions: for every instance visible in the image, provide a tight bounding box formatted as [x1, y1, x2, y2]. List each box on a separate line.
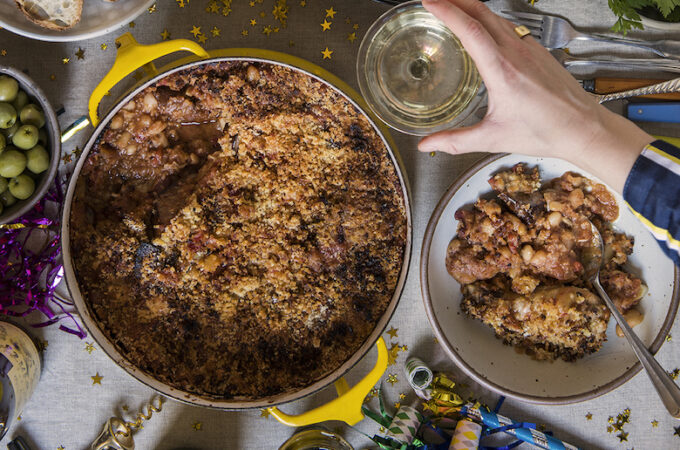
[627, 102, 680, 123]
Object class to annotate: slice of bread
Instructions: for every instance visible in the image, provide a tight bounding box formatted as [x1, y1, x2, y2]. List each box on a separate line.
[14, 0, 83, 30]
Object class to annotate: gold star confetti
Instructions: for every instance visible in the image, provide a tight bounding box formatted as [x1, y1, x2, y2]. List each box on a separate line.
[538, 424, 546, 431]
[433, 337, 439, 343]
[148, 3, 156, 13]
[345, 17, 351, 24]
[260, 409, 270, 418]
[242, 30, 249, 36]
[320, 19, 331, 31]
[430, 151, 436, 157]
[289, 40, 295, 47]
[50, 74, 56, 81]
[401, 345, 408, 352]
[387, 343, 401, 366]
[222, 7, 232, 16]
[669, 368, 680, 380]
[193, 421, 202, 431]
[129, 21, 135, 28]
[585, 413, 592, 420]
[75, 48, 85, 59]
[612, 422, 623, 431]
[370, 387, 379, 398]
[91, 372, 103, 385]
[249, 1, 255, 5]
[208, 2, 220, 13]
[62, 153, 72, 164]
[74, 146, 83, 157]
[101, 43, 108, 50]
[347, 32, 357, 43]
[386, 326, 398, 339]
[211, 26, 221, 37]
[608, 416, 615, 424]
[16, 415, 21, 421]
[379, 426, 385, 433]
[399, 393, 406, 400]
[321, 47, 333, 59]
[652, 420, 659, 428]
[190, 26, 202, 37]
[58, 447, 65, 450]
[394, 402, 401, 409]
[274, 27, 280, 32]
[353, 23, 359, 30]
[37, 340, 48, 351]
[161, 29, 171, 40]
[260, 11, 266, 18]
[325, 7, 337, 18]
[623, 408, 631, 415]
[675, 425, 680, 437]
[122, 405, 129, 411]
[607, 426, 613, 433]
[197, 34, 208, 44]
[667, 334, 673, 342]
[250, 19, 257, 26]
[299, 0, 306, 6]
[617, 432, 628, 442]
[263, 25, 273, 36]
[386, 373, 398, 385]
[62, 58, 70, 64]
[177, 0, 186, 7]
[0, 50, 6, 57]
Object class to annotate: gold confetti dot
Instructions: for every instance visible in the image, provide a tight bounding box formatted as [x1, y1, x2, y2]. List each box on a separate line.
[289, 40, 295, 47]
[379, 426, 385, 433]
[193, 421, 202, 431]
[325, 7, 337, 19]
[259, 11, 266, 18]
[429, 151, 436, 157]
[161, 29, 171, 40]
[50, 74, 56, 81]
[249, 1, 255, 5]
[91, 372, 103, 385]
[667, 334, 673, 342]
[101, 43, 108, 51]
[320, 19, 331, 31]
[260, 409, 270, 418]
[211, 26, 221, 37]
[62, 58, 70, 64]
[321, 47, 333, 59]
[585, 413, 592, 420]
[1, 50, 7, 57]
[652, 420, 659, 428]
[386, 326, 398, 339]
[128, 21, 135, 28]
[75, 48, 85, 60]
[299, 0, 306, 6]
[58, 447, 65, 450]
[16, 415, 21, 421]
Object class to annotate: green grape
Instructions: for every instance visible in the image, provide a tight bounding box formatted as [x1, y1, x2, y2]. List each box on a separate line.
[19, 104, 45, 128]
[0, 103, 17, 129]
[0, 134, 5, 154]
[0, 149, 27, 178]
[0, 177, 7, 194]
[0, 76, 19, 103]
[0, 190, 16, 207]
[2, 122, 19, 139]
[9, 174, 35, 200]
[11, 90, 28, 111]
[12, 124, 39, 150]
[38, 128, 47, 146]
[26, 145, 49, 174]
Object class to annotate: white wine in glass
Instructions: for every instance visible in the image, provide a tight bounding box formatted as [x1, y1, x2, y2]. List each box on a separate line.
[357, 0, 486, 135]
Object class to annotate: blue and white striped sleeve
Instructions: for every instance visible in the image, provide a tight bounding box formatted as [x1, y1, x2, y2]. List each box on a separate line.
[623, 139, 680, 266]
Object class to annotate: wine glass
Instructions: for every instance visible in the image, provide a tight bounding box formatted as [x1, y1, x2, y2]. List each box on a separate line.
[357, 0, 486, 135]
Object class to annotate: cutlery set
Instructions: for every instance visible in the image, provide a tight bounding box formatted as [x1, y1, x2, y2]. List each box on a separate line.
[503, 9, 680, 123]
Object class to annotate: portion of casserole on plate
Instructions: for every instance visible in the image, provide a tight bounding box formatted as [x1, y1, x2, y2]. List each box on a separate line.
[70, 62, 408, 399]
[446, 164, 646, 361]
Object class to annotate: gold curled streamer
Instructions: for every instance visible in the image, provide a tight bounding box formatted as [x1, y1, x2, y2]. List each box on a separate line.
[116, 397, 164, 438]
[0, 223, 27, 230]
[423, 374, 464, 417]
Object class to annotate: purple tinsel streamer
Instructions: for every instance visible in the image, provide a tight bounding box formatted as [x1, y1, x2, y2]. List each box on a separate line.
[0, 173, 86, 338]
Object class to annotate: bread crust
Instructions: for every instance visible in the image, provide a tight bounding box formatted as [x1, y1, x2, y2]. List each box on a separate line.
[14, 0, 83, 30]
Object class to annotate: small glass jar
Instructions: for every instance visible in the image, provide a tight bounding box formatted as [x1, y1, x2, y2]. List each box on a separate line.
[357, 0, 487, 135]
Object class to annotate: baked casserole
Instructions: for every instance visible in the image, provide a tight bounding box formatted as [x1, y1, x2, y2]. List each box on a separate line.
[69, 62, 408, 399]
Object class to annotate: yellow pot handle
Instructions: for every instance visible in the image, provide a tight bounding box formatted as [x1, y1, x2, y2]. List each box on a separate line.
[654, 135, 680, 148]
[268, 337, 388, 427]
[88, 33, 210, 127]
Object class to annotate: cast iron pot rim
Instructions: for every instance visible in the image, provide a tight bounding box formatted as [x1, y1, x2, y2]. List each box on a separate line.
[61, 55, 412, 410]
[420, 152, 680, 405]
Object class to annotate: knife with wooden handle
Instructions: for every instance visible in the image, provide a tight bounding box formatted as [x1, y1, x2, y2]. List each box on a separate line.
[580, 77, 680, 100]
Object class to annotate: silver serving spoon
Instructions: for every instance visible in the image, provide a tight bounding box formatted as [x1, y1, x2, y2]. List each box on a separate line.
[584, 222, 680, 418]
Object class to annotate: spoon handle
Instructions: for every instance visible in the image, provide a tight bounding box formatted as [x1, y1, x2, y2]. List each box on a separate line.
[593, 278, 680, 418]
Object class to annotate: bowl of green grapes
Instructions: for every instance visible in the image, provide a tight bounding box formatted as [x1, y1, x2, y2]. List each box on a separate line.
[0, 67, 60, 224]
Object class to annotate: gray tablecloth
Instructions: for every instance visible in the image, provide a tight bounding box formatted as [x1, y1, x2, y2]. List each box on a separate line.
[1, 0, 679, 448]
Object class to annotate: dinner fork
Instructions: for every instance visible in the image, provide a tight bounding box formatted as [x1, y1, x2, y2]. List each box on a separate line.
[551, 50, 680, 74]
[503, 10, 680, 59]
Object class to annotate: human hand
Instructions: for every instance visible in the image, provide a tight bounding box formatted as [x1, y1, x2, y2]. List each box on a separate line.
[418, 0, 653, 193]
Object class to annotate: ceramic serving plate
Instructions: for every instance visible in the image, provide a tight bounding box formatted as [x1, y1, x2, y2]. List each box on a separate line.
[421, 153, 680, 404]
[0, 0, 154, 42]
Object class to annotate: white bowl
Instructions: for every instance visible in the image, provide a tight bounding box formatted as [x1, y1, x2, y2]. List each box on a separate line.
[639, 14, 680, 32]
[0, 0, 154, 42]
[421, 154, 679, 404]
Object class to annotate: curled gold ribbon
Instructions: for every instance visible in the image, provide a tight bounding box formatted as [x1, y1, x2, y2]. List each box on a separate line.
[422, 374, 464, 417]
[116, 397, 164, 438]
